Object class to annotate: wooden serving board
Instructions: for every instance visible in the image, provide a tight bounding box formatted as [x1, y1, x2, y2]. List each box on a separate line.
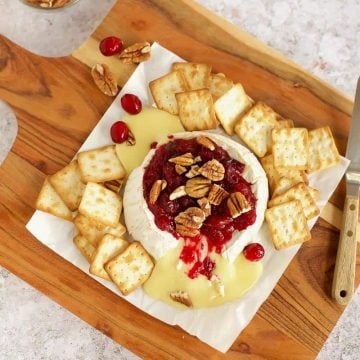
[0, 1, 359, 358]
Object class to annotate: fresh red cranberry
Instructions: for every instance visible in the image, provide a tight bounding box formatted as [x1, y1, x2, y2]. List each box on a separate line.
[110, 121, 129, 143]
[121, 94, 142, 114]
[150, 141, 158, 149]
[243, 243, 265, 261]
[99, 36, 123, 56]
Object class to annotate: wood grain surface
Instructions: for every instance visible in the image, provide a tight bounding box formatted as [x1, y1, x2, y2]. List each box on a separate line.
[0, 1, 359, 359]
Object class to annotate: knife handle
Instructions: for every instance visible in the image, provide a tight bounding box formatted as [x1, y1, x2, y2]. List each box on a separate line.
[332, 194, 359, 305]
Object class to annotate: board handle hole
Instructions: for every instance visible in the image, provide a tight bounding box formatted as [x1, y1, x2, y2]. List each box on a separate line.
[347, 230, 353, 237]
[340, 290, 347, 298]
[349, 204, 356, 211]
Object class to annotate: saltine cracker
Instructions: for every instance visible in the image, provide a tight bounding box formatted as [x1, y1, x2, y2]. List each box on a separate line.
[272, 128, 309, 170]
[268, 182, 319, 220]
[208, 73, 233, 101]
[214, 83, 253, 135]
[79, 182, 122, 227]
[265, 199, 311, 250]
[77, 145, 126, 183]
[172, 62, 211, 90]
[308, 126, 340, 173]
[176, 89, 218, 131]
[35, 177, 72, 221]
[105, 241, 154, 296]
[149, 70, 189, 115]
[90, 234, 129, 280]
[49, 160, 85, 211]
[235, 102, 282, 157]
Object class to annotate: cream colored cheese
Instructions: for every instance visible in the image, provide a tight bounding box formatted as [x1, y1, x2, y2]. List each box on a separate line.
[124, 131, 268, 262]
[115, 107, 184, 174]
[143, 241, 263, 308]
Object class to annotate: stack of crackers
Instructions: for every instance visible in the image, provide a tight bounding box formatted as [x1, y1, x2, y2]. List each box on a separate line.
[149, 62, 341, 250]
[36, 145, 154, 295]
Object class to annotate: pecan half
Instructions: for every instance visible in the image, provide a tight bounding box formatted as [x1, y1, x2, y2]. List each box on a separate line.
[175, 207, 205, 229]
[197, 197, 211, 217]
[227, 192, 251, 218]
[103, 179, 124, 194]
[185, 177, 211, 198]
[169, 185, 186, 200]
[168, 153, 194, 166]
[199, 159, 225, 181]
[169, 290, 193, 307]
[91, 63, 118, 97]
[185, 165, 200, 178]
[149, 179, 167, 204]
[208, 184, 229, 206]
[26, 0, 71, 8]
[196, 136, 215, 151]
[175, 224, 199, 237]
[119, 42, 151, 64]
[175, 165, 187, 175]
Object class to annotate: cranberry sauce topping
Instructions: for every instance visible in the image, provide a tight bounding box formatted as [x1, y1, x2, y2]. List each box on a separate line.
[143, 138, 257, 279]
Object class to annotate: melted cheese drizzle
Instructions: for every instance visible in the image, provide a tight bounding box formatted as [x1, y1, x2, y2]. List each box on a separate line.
[144, 242, 262, 308]
[115, 107, 184, 174]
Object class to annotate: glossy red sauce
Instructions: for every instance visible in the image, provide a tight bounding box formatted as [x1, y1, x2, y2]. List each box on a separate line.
[143, 138, 257, 279]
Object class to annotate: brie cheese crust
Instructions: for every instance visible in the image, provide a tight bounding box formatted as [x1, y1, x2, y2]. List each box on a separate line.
[123, 131, 268, 262]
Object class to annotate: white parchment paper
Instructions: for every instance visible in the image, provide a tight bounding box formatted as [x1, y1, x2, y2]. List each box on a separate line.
[26, 43, 349, 353]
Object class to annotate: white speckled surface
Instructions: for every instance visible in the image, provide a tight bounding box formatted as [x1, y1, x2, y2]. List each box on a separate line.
[0, 0, 359, 359]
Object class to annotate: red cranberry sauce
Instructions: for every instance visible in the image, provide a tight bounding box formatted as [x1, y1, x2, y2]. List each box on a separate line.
[143, 138, 257, 279]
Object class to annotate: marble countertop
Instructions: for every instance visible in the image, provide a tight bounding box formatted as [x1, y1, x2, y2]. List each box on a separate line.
[0, 0, 359, 358]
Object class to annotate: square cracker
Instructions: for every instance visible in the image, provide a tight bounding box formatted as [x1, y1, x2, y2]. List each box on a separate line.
[260, 155, 307, 195]
[175, 89, 218, 131]
[79, 182, 122, 227]
[235, 102, 282, 157]
[272, 176, 303, 198]
[77, 145, 126, 183]
[73, 234, 95, 263]
[214, 83, 253, 135]
[265, 199, 311, 250]
[208, 73, 233, 101]
[49, 160, 85, 211]
[74, 214, 126, 246]
[260, 155, 280, 194]
[272, 128, 309, 170]
[268, 182, 319, 220]
[172, 62, 211, 90]
[90, 234, 129, 280]
[277, 167, 308, 184]
[308, 126, 340, 173]
[105, 241, 154, 295]
[35, 177, 72, 221]
[149, 70, 189, 115]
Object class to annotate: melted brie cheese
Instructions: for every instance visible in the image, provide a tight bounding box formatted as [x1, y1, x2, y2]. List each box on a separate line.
[143, 242, 263, 308]
[115, 107, 184, 174]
